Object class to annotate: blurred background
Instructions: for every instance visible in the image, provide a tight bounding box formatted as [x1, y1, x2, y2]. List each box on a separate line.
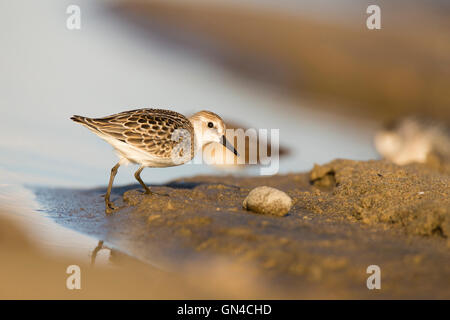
[0, 0, 449, 187]
[0, 0, 449, 299]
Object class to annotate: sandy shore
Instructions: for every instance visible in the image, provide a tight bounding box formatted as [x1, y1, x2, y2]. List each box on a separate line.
[24, 159, 449, 299]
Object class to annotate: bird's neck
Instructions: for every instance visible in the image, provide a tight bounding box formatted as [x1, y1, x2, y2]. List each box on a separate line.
[189, 118, 204, 155]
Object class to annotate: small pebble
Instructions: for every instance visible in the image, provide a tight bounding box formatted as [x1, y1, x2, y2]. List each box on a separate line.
[243, 186, 293, 216]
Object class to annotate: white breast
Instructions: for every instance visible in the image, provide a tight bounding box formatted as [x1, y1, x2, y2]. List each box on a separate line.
[100, 134, 184, 168]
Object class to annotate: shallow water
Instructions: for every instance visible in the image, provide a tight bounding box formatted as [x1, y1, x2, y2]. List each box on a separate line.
[0, 184, 106, 263]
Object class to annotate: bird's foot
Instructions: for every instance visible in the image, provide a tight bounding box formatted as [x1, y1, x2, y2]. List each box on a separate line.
[105, 201, 118, 214]
[143, 189, 169, 197]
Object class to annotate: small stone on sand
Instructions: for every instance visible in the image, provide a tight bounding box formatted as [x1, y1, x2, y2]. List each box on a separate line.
[243, 186, 293, 216]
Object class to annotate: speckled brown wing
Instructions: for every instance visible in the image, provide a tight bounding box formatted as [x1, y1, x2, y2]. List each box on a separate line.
[72, 109, 195, 159]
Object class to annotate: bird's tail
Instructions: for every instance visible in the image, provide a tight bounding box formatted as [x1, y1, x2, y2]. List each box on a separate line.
[70, 115, 100, 132]
[70, 115, 88, 124]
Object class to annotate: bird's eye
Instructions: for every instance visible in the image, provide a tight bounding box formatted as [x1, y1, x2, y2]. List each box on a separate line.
[207, 122, 214, 128]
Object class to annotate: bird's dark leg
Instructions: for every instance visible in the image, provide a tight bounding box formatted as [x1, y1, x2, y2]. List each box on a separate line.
[134, 166, 152, 194]
[105, 162, 120, 214]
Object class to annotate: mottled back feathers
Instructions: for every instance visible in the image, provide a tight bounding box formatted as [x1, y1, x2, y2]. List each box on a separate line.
[71, 109, 195, 162]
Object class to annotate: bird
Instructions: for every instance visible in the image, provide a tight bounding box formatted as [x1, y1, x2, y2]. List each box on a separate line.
[71, 108, 238, 214]
[374, 116, 450, 167]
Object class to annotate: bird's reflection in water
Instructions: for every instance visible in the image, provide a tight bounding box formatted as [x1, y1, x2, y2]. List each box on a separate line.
[90, 240, 111, 267]
[90, 240, 137, 267]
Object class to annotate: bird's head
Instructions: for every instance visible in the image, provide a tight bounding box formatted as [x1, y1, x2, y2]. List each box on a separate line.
[189, 110, 238, 156]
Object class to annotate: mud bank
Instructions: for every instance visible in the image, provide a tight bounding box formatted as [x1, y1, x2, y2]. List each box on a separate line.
[34, 160, 450, 298]
[307, 160, 449, 237]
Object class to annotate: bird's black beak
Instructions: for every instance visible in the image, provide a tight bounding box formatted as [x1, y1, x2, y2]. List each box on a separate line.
[221, 135, 239, 157]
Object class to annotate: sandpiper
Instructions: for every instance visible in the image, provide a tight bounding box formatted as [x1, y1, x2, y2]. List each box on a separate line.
[71, 108, 238, 213]
[375, 116, 450, 166]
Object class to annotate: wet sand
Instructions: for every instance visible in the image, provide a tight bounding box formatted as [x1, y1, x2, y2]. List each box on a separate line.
[30, 159, 450, 299]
